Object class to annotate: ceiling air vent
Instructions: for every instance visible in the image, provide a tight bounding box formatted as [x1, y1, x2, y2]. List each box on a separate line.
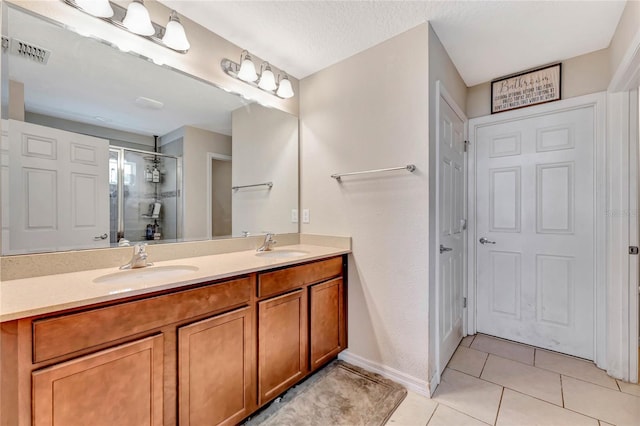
[9, 38, 51, 65]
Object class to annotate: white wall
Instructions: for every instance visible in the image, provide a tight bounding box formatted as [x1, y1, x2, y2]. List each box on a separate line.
[231, 104, 298, 237]
[427, 24, 468, 383]
[300, 24, 431, 389]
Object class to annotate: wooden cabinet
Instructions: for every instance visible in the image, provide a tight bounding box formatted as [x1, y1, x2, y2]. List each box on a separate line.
[32, 335, 164, 426]
[256, 256, 347, 404]
[258, 290, 308, 405]
[310, 278, 345, 371]
[1, 255, 346, 426]
[178, 306, 254, 426]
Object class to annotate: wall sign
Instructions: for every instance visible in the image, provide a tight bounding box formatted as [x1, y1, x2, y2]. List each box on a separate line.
[491, 63, 561, 114]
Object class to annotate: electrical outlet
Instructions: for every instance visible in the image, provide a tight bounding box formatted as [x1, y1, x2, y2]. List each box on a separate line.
[302, 209, 310, 224]
[291, 209, 299, 223]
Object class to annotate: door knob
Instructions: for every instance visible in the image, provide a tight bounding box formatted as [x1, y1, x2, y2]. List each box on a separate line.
[440, 244, 453, 254]
[479, 237, 496, 245]
[94, 233, 108, 240]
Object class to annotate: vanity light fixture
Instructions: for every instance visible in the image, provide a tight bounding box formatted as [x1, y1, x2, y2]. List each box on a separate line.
[258, 62, 277, 91]
[122, 0, 154, 36]
[62, 0, 190, 53]
[237, 50, 259, 82]
[161, 11, 190, 51]
[221, 51, 295, 99]
[75, 0, 113, 18]
[276, 74, 294, 99]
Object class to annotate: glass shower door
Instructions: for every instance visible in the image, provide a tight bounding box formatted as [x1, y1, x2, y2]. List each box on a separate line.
[109, 148, 180, 244]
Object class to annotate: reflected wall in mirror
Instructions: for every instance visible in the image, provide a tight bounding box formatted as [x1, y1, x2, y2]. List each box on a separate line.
[0, 4, 299, 255]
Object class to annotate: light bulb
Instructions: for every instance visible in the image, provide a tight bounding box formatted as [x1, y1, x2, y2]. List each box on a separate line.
[276, 75, 294, 98]
[162, 11, 190, 51]
[237, 52, 258, 82]
[122, 0, 155, 36]
[258, 63, 277, 91]
[76, 0, 114, 18]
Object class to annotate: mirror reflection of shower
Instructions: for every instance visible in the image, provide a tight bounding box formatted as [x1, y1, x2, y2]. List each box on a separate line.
[109, 148, 181, 245]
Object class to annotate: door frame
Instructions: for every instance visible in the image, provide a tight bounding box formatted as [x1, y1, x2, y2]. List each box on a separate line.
[433, 81, 468, 390]
[467, 92, 607, 369]
[206, 152, 232, 238]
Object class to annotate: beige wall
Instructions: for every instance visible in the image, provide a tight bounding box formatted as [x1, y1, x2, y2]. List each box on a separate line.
[300, 24, 430, 386]
[466, 48, 610, 118]
[609, 0, 640, 85]
[427, 24, 468, 382]
[182, 126, 231, 240]
[231, 104, 298, 236]
[11, 0, 299, 116]
[8, 80, 24, 121]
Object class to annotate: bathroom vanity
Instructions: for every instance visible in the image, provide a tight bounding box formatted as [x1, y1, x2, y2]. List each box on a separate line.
[0, 248, 348, 426]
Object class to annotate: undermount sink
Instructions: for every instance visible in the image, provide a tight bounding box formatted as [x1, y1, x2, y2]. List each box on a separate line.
[255, 249, 310, 258]
[93, 265, 200, 284]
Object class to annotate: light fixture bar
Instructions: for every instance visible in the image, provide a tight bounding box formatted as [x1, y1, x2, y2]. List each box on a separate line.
[221, 57, 294, 99]
[63, 0, 189, 53]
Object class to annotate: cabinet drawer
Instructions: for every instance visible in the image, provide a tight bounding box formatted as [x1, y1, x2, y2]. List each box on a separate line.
[257, 256, 343, 298]
[33, 277, 252, 363]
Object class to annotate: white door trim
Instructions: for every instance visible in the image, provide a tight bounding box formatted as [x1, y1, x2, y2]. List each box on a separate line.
[608, 19, 640, 382]
[627, 89, 639, 383]
[467, 92, 607, 368]
[606, 90, 639, 382]
[433, 80, 468, 390]
[206, 152, 232, 239]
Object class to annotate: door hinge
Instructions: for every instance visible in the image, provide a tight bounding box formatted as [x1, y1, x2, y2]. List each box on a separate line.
[630, 246, 639, 255]
[463, 297, 467, 308]
[464, 140, 470, 152]
[1, 37, 8, 51]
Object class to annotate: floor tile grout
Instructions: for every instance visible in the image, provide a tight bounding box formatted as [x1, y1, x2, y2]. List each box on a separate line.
[424, 402, 438, 426]
[562, 373, 640, 398]
[478, 350, 490, 378]
[432, 401, 494, 425]
[442, 366, 567, 410]
[494, 386, 505, 426]
[506, 387, 608, 424]
[433, 335, 640, 425]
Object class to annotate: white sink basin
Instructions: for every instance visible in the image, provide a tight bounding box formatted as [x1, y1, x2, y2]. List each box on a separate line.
[94, 265, 199, 284]
[255, 249, 310, 258]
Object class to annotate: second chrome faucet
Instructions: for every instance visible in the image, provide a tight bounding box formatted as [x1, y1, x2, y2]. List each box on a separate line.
[256, 233, 277, 252]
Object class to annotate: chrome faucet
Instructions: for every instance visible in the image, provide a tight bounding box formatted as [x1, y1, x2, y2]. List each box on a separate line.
[120, 243, 153, 269]
[257, 232, 277, 252]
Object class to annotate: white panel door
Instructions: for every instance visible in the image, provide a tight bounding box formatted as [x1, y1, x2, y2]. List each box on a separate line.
[437, 88, 466, 376]
[476, 106, 595, 359]
[7, 119, 110, 253]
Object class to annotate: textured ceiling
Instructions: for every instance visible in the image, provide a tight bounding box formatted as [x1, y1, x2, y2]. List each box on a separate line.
[160, 0, 626, 86]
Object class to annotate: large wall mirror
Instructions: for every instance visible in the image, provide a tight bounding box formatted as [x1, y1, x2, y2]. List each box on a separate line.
[0, 3, 299, 255]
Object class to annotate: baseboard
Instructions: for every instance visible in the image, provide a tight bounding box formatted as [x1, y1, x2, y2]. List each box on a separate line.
[338, 350, 430, 397]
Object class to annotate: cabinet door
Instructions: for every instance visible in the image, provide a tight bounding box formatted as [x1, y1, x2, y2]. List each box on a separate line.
[178, 306, 254, 426]
[32, 334, 163, 426]
[310, 278, 345, 370]
[258, 289, 307, 404]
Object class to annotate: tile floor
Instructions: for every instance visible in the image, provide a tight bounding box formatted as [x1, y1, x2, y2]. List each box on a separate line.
[387, 334, 640, 426]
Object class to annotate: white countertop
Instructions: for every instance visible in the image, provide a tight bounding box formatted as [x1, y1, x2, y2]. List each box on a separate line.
[0, 244, 350, 322]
